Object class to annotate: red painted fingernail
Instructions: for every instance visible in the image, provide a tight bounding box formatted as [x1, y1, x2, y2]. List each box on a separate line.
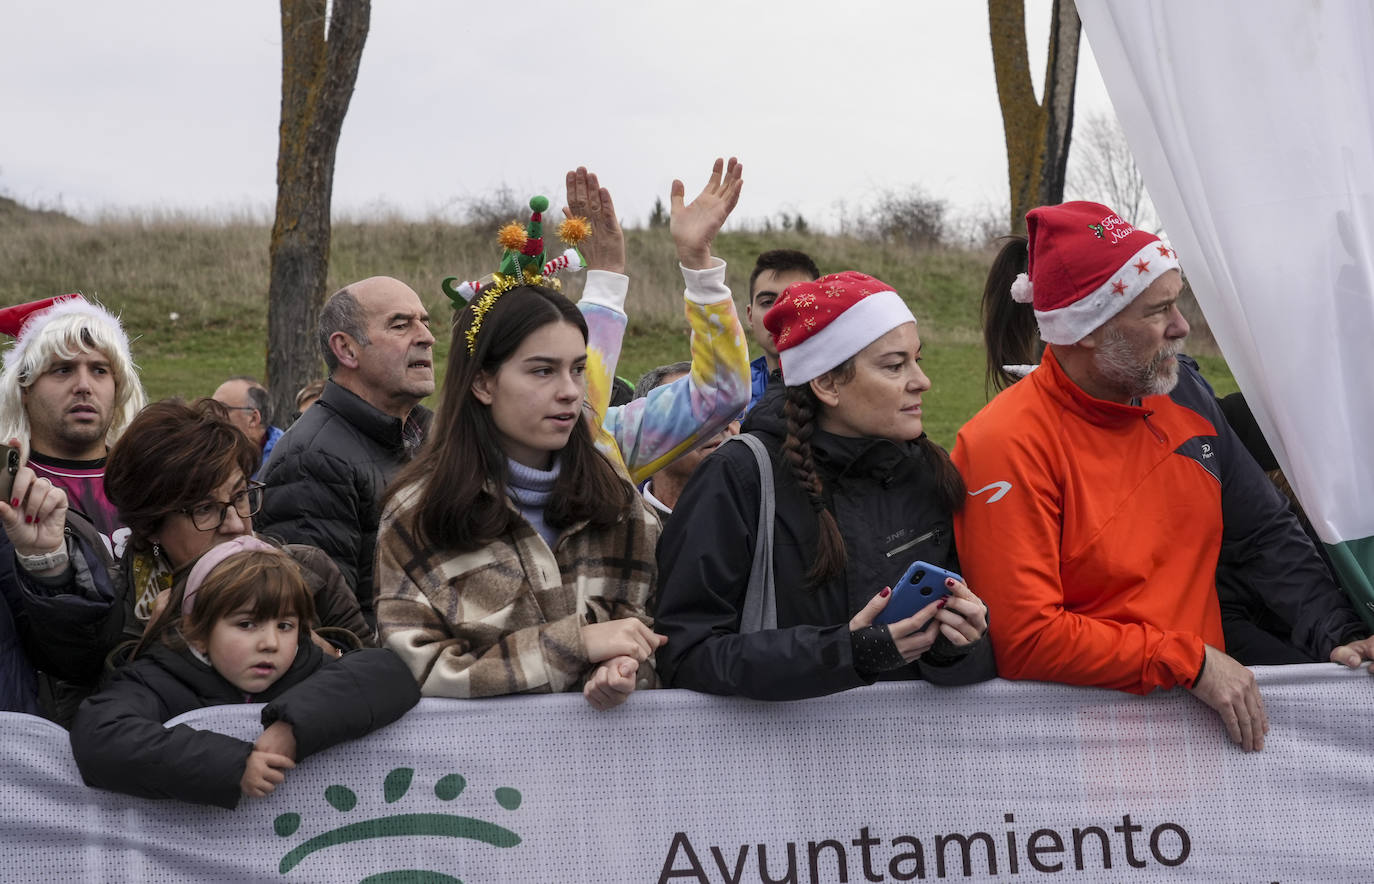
[9, 499, 16, 508]
[937, 599, 948, 608]
[24, 516, 33, 524]
[879, 587, 891, 598]
[946, 578, 955, 587]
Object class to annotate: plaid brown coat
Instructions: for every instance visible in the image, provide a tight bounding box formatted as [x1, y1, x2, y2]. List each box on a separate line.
[375, 483, 660, 698]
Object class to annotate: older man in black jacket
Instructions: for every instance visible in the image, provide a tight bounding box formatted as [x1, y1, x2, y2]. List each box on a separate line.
[257, 278, 435, 623]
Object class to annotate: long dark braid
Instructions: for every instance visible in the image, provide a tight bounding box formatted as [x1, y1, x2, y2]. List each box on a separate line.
[782, 384, 848, 586]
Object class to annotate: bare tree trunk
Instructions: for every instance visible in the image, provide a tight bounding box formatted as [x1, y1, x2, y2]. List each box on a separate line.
[989, 0, 1081, 235]
[266, 0, 370, 425]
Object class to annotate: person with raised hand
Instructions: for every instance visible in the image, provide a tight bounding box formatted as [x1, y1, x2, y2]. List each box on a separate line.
[570, 158, 751, 486]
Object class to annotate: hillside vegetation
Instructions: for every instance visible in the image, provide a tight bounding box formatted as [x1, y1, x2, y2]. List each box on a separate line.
[0, 203, 1236, 449]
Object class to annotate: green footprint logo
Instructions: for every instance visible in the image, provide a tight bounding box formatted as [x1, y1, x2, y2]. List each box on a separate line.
[273, 767, 523, 879]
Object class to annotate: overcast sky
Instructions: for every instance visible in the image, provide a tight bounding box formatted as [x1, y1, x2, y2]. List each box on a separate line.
[0, 1, 1113, 230]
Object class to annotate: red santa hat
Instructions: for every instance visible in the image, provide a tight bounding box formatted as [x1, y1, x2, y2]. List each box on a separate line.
[0, 294, 134, 379]
[0, 295, 82, 339]
[764, 272, 916, 386]
[1011, 201, 1181, 345]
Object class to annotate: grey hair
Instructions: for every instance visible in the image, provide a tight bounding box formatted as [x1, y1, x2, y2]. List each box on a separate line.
[633, 361, 691, 400]
[240, 379, 272, 427]
[318, 288, 371, 374]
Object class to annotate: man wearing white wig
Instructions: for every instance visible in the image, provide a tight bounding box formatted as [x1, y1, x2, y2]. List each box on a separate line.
[0, 294, 145, 717]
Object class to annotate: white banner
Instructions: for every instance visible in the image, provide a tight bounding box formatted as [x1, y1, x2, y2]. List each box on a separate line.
[1, 666, 1371, 882]
[1074, 0, 1374, 544]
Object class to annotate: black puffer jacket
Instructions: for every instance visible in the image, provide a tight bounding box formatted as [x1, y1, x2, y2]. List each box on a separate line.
[70, 639, 419, 809]
[655, 405, 995, 700]
[257, 381, 431, 614]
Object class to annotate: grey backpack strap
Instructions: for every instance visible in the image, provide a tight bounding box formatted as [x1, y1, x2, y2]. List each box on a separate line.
[731, 434, 777, 633]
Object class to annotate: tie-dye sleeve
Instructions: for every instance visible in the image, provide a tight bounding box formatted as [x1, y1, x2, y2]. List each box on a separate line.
[578, 270, 629, 428]
[578, 271, 633, 478]
[601, 258, 751, 486]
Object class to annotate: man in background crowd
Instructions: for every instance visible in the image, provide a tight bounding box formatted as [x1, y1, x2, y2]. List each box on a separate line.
[744, 249, 819, 410]
[256, 278, 434, 624]
[633, 361, 740, 518]
[211, 375, 283, 479]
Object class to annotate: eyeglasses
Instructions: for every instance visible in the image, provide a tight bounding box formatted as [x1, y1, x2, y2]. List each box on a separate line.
[178, 482, 265, 531]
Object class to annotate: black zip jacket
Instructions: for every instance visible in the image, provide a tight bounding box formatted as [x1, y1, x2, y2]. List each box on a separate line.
[1169, 358, 1368, 662]
[69, 639, 419, 809]
[655, 405, 995, 700]
[257, 380, 431, 614]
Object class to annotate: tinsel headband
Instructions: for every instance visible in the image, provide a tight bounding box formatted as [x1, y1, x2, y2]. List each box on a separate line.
[441, 195, 592, 356]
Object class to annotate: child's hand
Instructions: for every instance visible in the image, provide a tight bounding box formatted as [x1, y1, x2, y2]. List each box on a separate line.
[580, 618, 667, 664]
[255, 721, 298, 762]
[583, 655, 639, 711]
[241, 749, 295, 798]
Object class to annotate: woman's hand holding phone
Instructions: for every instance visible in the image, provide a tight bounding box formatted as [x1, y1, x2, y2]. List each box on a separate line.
[850, 576, 989, 664]
[848, 587, 942, 664]
[931, 578, 989, 647]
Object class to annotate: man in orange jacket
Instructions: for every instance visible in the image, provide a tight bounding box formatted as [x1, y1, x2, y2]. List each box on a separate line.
[953, 201, 1374, 753]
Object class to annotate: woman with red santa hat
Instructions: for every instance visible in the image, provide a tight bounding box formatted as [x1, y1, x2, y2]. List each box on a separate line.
[655, 272, 994, 700]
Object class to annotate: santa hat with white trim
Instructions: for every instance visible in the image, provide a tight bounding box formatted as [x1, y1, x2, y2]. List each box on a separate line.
[1011, 201, 1180, 345]
[0, 294, 136, 379]
[764, 272, 917, 386]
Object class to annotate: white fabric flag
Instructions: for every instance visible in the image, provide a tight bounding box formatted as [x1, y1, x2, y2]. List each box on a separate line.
[1075, 1, 1374, 551]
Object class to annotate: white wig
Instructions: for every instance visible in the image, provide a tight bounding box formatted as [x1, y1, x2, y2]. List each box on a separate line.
[0, 297, 147, 460]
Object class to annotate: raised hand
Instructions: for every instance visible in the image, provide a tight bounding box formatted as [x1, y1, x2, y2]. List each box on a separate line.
[583, 655, 639, 710]
[669, 157, 744, 270]
[564, 167, 625, 274]
[0, 441, 70, 571]
[580, 617, 667, 664]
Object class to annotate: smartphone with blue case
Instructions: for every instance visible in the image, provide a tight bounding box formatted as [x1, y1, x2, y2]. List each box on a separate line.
[874, 560, 961, 626]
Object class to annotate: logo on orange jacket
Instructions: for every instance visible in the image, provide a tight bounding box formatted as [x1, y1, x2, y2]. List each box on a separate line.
[968, 481, 1012, 503]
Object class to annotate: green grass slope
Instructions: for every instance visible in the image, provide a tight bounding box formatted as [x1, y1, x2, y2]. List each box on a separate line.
[0, 211, 1236, 450]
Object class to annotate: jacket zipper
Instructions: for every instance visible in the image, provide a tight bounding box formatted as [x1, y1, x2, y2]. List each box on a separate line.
[885, 527, 941, 558]
[1143, 412, 1166, 444]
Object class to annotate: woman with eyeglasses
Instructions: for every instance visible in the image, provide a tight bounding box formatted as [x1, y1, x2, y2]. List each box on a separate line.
[3, 399, 369, 720]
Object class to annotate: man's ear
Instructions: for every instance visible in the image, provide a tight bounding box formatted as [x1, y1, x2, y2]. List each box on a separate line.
[328, 332, 360, 369]
[745, 302, 754, 322]
[809, 373, 841, 408]
[471, 371, 495, 406]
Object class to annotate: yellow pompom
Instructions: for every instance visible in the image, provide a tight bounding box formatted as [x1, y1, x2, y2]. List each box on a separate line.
[558, 216, 592, 245]
[497, 222, 528, 250]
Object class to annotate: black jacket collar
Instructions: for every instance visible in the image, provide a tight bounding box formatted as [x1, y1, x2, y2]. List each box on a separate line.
[319, 380, 433, 453]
